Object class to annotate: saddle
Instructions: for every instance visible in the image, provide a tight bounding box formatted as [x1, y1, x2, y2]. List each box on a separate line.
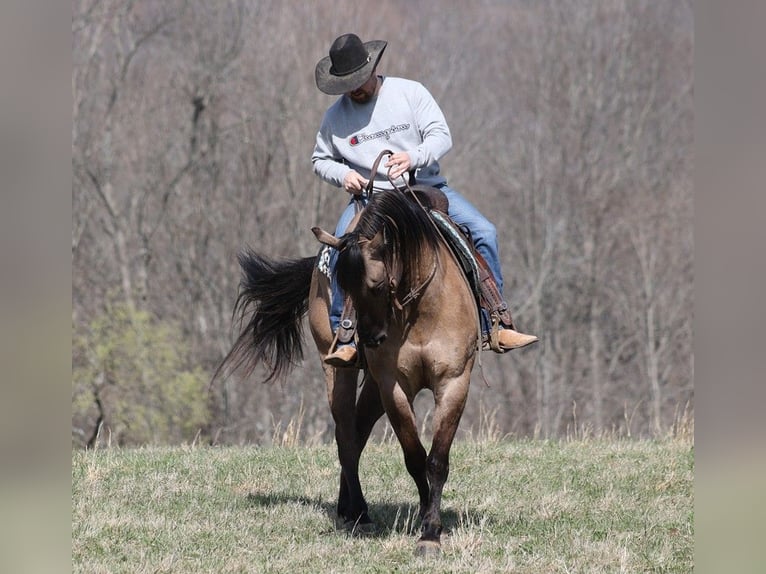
[333, 150, 513, 353]
[413, 187, 515, 331]
[333, 185, 513, 351]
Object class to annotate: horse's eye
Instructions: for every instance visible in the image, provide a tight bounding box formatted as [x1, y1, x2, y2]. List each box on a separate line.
[370, 281, 387, 296]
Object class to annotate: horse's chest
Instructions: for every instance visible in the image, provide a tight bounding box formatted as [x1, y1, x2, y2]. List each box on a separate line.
[396, 346, 465, 388]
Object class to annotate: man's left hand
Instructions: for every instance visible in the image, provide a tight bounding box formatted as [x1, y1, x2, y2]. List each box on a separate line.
[385, 152, 412, 180]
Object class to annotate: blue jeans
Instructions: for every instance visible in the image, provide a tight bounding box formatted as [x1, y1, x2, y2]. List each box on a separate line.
[329, 186, 504, 333]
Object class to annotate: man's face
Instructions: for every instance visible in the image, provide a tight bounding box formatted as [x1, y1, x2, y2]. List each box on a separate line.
[347, 73, 378, 104]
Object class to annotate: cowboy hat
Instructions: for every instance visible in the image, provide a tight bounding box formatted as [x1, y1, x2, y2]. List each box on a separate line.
[315, 33, 387, 95]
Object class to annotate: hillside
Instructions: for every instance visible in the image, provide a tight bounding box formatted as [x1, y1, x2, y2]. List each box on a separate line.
[72, 438, 693, 573]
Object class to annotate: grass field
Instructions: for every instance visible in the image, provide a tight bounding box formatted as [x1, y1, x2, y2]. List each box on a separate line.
[72, 438, 693, 573]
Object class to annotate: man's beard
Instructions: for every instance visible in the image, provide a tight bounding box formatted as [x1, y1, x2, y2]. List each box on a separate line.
[348, 76, 377, 103]
[349, 89, 374, 104]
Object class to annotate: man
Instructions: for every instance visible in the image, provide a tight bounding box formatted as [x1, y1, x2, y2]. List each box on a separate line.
[312, 33, 537, 367]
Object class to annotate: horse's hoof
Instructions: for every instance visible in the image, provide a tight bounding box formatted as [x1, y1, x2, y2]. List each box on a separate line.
[414, 539, 441, 558]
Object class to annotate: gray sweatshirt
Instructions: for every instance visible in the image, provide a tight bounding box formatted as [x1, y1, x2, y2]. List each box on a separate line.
[312, 76, 451, 190]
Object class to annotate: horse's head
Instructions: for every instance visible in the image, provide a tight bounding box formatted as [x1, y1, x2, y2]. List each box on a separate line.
[313, 226, 396, 347]
[348, 230, 399, 347]
[312, 190, 441, 349]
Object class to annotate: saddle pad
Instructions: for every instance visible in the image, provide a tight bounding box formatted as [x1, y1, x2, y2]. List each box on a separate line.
[428, 210, 483, 307]
[317, 245, 332, 279]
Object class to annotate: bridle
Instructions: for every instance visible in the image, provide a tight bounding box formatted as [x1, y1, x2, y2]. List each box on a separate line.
[354, 150, 485, 371]
[389, 250, 438, 311]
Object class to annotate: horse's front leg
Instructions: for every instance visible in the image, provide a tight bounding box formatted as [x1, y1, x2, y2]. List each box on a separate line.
[376, 376, 430, 521]
[415, 372, 471, 557]
[341, 373, 386, 527]
[353, 373, 385, 469]
[326, 366, 378, 526]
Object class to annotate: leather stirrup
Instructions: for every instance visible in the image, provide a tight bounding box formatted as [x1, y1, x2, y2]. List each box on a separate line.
[486, 311, 504, 353]
[474, 251, 514, 328]
[336, 296, 357, 346]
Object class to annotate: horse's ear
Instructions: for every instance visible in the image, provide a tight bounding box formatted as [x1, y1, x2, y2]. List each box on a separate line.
[369, 229, 386, 250]
[312, 227, 341, 248]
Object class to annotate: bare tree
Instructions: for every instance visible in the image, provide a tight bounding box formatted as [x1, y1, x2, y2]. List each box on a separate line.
[72, 0, 693, 445]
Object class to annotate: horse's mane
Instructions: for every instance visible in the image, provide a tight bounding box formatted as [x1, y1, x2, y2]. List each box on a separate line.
[336, 190, 442, 293]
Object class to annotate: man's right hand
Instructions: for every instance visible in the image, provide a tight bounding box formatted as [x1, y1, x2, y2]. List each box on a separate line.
[343, 170, 368, 195]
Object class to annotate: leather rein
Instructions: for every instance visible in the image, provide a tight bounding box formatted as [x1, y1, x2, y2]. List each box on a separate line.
[360, 150, 439, 312]
[359, 150, 485, 371]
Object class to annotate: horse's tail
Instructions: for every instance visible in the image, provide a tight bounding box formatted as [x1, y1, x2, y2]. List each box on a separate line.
[214, 249, 316, 384]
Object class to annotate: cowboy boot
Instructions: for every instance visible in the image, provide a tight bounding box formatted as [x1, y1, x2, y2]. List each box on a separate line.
[324, 342, 357, 367]
[473, 253, 538, 352]
[481, 305, 538, 353]
[496, 328, 538, 351]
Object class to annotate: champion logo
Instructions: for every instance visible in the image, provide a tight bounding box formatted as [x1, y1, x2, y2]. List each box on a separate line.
[349, 123, 410, 146]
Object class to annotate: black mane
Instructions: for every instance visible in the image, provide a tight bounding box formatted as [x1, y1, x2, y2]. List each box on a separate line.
[336, 190, 442, 293]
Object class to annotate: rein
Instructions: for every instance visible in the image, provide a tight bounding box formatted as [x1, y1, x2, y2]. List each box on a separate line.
[362, 149, 395, 198]
[390, 250, 438, 311]
[362, 151, 484, 371]
[371, 150, 439, 311]
[378, 150, 486, 372]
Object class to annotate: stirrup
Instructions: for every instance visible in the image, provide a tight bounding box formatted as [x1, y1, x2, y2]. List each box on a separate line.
[483, 313, 538, 353]
[327, 297, 358, 367]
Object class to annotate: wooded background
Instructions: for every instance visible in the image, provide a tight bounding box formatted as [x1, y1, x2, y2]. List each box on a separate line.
[72, 0, 693, 447]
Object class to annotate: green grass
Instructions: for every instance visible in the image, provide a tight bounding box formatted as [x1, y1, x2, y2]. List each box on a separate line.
[72, 439, 693, 573]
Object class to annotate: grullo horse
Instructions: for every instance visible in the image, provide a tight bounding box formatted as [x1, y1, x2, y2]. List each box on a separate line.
[218, 188, 478, 556]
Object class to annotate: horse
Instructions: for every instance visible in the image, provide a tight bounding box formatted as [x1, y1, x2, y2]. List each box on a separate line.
[218, 187, 479, 556]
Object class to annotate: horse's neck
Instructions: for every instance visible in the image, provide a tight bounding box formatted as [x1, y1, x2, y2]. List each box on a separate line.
[417, 244, 473, 315]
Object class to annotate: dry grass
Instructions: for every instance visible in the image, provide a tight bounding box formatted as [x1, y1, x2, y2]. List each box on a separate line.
[72, 437, 693, 573]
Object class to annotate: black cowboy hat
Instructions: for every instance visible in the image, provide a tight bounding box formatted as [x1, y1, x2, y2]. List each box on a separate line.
[315, 33, 387, 95]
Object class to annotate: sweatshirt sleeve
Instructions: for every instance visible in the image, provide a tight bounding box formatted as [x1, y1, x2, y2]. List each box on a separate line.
[408, 82, 453, 168]
[312, 117, 350, 188]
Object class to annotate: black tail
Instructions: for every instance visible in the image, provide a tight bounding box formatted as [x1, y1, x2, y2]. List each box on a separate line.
[214, 249, 316, 384]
